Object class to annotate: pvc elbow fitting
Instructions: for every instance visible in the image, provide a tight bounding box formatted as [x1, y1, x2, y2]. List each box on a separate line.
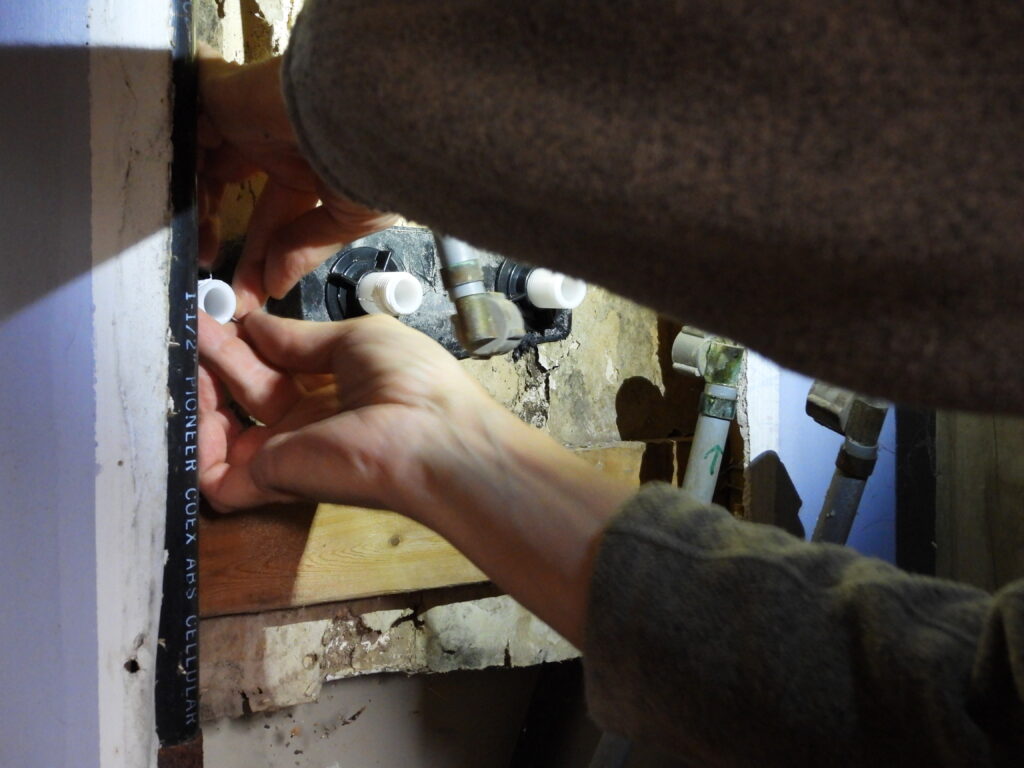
[525, 268, 587, 310]
[198, 278, 236, 325]
[356, 271, 424, 316]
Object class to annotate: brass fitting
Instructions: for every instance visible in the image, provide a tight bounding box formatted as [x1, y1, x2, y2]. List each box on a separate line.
[438, 239, 524, 358]
[451, 292, 526, 358]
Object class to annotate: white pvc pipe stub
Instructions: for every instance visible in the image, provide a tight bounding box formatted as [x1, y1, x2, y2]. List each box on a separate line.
[525, 268, 587, 310]
[198, 278, 236, 325]
[356, 271, 424, 316]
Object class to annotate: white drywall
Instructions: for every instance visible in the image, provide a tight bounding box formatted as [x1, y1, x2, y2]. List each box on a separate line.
[0, 2, 174, 767]
[0, 4, 99, 766]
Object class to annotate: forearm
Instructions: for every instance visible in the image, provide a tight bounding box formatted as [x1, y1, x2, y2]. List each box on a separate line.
[395, 406, 632, 648]
[283, 0, 1024, 413]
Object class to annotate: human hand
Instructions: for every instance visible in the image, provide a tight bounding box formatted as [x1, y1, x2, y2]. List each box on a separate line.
[199, 309, 633, 645]
[197, 47, 398, 314]
[197, 310, 505, 514]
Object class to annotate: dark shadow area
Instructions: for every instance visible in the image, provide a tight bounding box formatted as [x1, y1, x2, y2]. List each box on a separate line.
[614, 318, 720, 495]
[639, 441, 676, 485]
[414, 665, 540, 767]
[509, 660, 599, 768]
[613, 319, 703, 444]
[615, 376, 669, 440]
[744, 450, 805, 537]
[0, 45, 175, 324]
[655, 316, 703, 437]
[615, 377, 683, 486]
[895, 408, 936, 576]
[509, 659, 694, 767]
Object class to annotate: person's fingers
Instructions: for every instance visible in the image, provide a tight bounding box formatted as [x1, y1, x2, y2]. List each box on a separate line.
[241, 311, 373, 374]
[196, 44, 243, 102]
[200, 459, 259, 512]
[263, 201, 398, 299]
[201, 434, 299, 512]
[198, 362, 239, 471]
[196, 40, 231, 63]
[202, 142, 259, 184]
[197, 113, 223, 151]
[198, 310, 305, 424]
[295, 372, 335, 393]
[198, 362, 282, 512]
[320, 196, 399, 242]
[233, 180, 319, 314]
[200, 388, 342, 513]
[198, 216, 222, 270]
[263, 206, 346, 299]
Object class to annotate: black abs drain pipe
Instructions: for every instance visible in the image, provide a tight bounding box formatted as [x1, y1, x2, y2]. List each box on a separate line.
[156, 0, 202, 765]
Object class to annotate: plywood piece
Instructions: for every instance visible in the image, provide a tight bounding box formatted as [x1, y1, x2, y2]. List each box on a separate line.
[200, 442, 673, 617]
[935, 411, 1024, 590]
[199, 503, 483, 617]
[290, 506, 489, 610]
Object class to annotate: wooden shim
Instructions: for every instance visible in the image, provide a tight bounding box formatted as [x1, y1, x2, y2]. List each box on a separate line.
[200, 441, 667, 617]
[935, 412, 1024, 591]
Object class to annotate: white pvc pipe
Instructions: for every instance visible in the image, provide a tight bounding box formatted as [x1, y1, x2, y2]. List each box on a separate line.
[356, 271, 424, 316]
[197, 278, 236, 325]
[437, 235, 476, 268]
[681, 383, 737, 504]
[525, 268, 587, 309]
[670, 330, 709, 378]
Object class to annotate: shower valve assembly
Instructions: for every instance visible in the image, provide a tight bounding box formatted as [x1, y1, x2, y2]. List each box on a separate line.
[322, 246, 423, 319]
[267, 226, 586, 360]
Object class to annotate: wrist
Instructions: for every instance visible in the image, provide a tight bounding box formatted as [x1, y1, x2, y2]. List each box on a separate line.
[387, 397, 526, 522]
[395, 402, 633, 645]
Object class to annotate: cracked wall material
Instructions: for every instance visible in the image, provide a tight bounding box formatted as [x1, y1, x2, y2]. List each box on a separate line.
[463, 285, 698, 445]
[201, 596, 576, 721]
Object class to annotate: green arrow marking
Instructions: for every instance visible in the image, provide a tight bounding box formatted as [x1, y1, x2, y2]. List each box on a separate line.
[703, 444, 724, 475]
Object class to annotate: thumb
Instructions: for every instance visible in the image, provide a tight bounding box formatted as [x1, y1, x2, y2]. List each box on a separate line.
[251, 412, 394, 511]
[233, 181, 319, 314]
[263, 202, 399, 300]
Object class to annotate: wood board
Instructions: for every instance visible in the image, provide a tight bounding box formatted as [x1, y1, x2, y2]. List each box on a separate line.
[200, 441, 682, 616]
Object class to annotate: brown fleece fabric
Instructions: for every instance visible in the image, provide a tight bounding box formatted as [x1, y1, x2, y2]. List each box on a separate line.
[281, 2, 1024, 764]
[587, 485, 1023, 766]
[284, 0, 1024, 414]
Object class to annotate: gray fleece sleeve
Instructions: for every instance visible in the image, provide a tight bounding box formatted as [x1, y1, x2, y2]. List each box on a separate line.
[281, 0, 1024, 414]
[585, 484, 1024, 767]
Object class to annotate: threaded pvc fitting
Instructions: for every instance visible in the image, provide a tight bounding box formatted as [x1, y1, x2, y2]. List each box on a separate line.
[525, 268, 587, 309]
[356, 271, 424, 316]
